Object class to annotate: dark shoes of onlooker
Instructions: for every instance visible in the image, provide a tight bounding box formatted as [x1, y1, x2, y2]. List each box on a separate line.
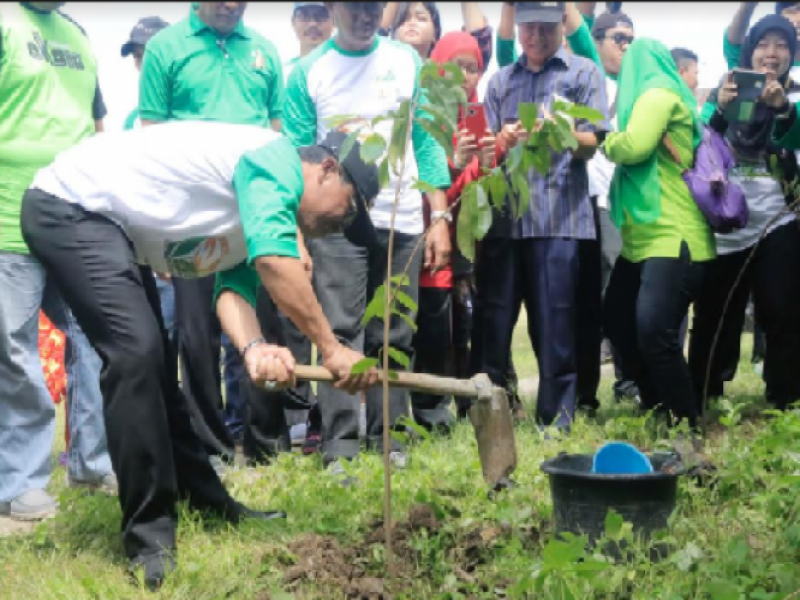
[302, 404, 323, 455]
[613, 380, 641, 404]
[577, 396, 600, 417]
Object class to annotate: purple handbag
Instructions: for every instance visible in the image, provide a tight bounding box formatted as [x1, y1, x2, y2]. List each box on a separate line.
[665, 125, 749, 234]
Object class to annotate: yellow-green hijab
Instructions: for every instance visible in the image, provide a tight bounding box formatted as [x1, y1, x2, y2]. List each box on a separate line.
[609, 38, 703, 226]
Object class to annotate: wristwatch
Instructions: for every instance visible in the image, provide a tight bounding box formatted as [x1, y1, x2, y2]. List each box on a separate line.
[430, 210, 453, 224]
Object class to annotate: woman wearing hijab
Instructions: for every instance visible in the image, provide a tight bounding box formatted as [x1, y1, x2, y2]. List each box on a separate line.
[409, 32, 500, 429]
[689, 14, 800, 411]
[600, 38, 714, 430]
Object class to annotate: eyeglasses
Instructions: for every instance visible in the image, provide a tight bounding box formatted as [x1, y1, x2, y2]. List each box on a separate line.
[605, 32, 634, 46]
[294, 6, 330, 22]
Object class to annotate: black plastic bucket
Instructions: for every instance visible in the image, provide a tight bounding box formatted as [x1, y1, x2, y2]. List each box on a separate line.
[540, 453, 683, 560]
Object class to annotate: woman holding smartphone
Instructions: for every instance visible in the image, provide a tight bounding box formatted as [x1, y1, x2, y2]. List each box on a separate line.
[601, 38, 713, 432]
[689, 14, 800, 411]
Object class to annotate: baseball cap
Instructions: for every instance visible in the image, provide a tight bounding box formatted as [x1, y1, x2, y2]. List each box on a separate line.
[515, 2, 566, 25]
[121, 16, 170, 57]
[317, 130, 380, 249]
[591, 11, 634, 37]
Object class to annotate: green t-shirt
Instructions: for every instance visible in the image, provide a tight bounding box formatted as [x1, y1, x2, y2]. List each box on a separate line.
[604, 88, 715, 263]
[215, 134, 303, 308]
[139, 8, 284, 125]
[0, 3, 100, 254]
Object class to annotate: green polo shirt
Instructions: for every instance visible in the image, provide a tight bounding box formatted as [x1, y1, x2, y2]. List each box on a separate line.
[139, 8, 284, 125]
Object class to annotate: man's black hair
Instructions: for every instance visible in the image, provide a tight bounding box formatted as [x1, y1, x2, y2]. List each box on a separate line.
[390, 2, 442, 56]
[671, 47, 698, 69]
[297, 145, 354, 187]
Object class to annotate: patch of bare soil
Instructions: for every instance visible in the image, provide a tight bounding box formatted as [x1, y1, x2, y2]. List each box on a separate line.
[273, 504, 514, 599]
[0, 517, 37, 538]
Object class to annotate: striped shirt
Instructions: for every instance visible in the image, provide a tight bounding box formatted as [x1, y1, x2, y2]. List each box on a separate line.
[484, 47, 608, 240]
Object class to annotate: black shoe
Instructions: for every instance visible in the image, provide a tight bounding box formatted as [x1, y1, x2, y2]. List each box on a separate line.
[577, 397, 600, 417]
[129, 551, 176, 592]
[223, 500, 287, 524]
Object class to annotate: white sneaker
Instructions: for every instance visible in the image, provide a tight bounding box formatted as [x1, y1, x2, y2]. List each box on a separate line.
[754, 362, 764, 379]
[0, 489, 58, 521]
[389, 451, 408, 469]
[66, 472, 118, 495]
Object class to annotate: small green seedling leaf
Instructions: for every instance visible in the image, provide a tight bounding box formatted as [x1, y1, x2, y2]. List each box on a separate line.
[351, 357, 378, 375]
[388, 347, 410, 369]
[360, 133, 386, 164]
[518, 102, 540, 132]
[412, 179, 438, 195]
[339, 127, 363, 163]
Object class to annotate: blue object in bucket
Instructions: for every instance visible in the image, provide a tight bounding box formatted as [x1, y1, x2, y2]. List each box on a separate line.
[592, 442, 654, 475]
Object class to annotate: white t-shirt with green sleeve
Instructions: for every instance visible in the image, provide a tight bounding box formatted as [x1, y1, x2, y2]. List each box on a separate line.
[31, 121, 302, 278]
[283, 36, 451, 236]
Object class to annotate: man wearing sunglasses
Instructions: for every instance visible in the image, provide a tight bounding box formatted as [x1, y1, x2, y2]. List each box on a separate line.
[19, 123, 380, 589]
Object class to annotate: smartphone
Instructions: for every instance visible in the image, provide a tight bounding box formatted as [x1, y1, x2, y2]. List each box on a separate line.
[725, 69, 767, 123]
[464, 103, 487, 144]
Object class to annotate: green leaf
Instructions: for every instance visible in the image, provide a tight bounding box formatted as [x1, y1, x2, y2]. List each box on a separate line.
[351, 357, 379, 375]
[395, 289, 418, 313]
[486, 171, 508, 210]
[524, 143, 551, 176]
[704, 579, 742, 600]
[324, 114, 358, 128]
[339, 127, 363, 164]
[518, 102, 539, 132]
[390, 274, 411, 286]
[394, 309, 418, 332]
[378, 159, 390, 190]
[604, 509, 624, 538]
[457, 187, 476, 262]
[418, 102, 458, 133]
[414, 117, 454, 157]
[558, 103, 605, 124]
[360, 133, 386, 164]
[388, 102, 411, 174]
[473, 184, 492, 240]
[387, 368, 399, 381]
[440, 62, 466, 87]
[506, 144, 525, 174]
[362, 286, 385, 326]
[542, 536, 587, 567]
[555, 115, 578, 150]
[412, 179, 438, 195]
[512, 171, 530, 219]
[387, 347, 411, 369]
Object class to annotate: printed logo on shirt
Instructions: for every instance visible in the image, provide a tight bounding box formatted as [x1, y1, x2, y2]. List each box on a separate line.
[163, 236, 230, 278]
[27, 31, 85, 71]
[252, 49, 265, 70]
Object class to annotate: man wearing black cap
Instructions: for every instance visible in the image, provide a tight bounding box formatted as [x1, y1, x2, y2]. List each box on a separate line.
[19, 121, 380, 589]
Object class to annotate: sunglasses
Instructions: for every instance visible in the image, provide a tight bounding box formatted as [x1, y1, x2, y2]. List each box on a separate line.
[294, 6, 330, 22]
[605, 32, 634, 46]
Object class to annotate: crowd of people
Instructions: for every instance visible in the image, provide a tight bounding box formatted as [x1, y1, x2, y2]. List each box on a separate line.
[1, 0, 799, 590]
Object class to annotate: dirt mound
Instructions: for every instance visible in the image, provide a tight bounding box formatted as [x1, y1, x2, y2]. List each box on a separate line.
[279, 504, 506, 599]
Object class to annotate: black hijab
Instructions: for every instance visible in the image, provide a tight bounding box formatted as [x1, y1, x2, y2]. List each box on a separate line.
[713, 14, 798, 160]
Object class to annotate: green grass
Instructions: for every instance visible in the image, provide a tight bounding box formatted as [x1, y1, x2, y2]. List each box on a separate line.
[1, 320, 799, 600]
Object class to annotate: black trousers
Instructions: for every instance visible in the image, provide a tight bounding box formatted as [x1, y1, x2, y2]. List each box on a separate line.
[472, 236, 580, 427]
[689, 223, 800, 408]
[604, 242, 704, 426]
[21, 189, 233, 560]
[411, 287, 457, 430]
[575, 197, 603, 408]
[173, 275, 234, 458]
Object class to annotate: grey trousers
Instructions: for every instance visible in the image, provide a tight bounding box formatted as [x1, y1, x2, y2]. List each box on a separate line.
[307, 230, 424, 461]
